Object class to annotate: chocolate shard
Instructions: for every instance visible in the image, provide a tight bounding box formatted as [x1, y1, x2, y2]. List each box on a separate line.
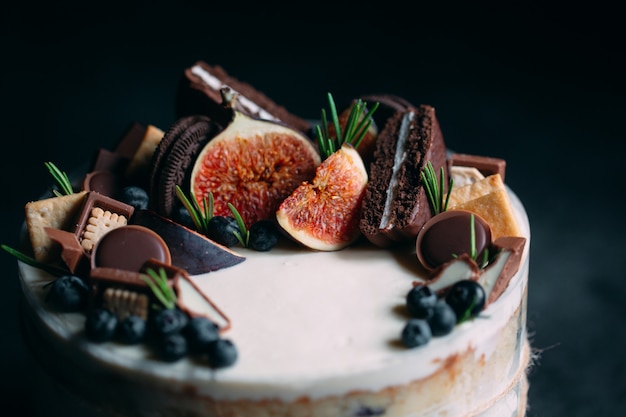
[425, 254, 481, 295]
[174, 273, 231, 333]
[44, 227, 88, 275]
[359, 105, 448, 247]
[479, 236, 527, 305]
[130, 209, 245, 275]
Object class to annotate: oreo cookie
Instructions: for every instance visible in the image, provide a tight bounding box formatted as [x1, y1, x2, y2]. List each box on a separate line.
[149, 116, 221, 218]
[359, 94, 415, 131]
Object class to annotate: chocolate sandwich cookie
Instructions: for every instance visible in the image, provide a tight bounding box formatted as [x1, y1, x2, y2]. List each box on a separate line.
[175, 61, 311, 134]
[359, 105, 448, 247]
[359, 94, 415, 132]
[149, 115, 221, 218]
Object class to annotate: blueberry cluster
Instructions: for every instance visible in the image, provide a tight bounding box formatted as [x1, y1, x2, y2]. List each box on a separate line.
[208, 216, 279, 251]
[118, 186, 280, 252]
[45, 275, 237, 368]
[84, 307, 238, 368]
[401, 280, 486, 348]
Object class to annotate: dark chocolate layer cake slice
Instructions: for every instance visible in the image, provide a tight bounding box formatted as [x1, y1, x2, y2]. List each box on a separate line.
[175, 61, 311, 134]
[359, 105, 448, 247]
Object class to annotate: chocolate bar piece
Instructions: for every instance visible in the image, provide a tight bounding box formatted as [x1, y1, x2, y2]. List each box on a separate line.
[176, 61, 311, 133]
[448, 153, 506, 181]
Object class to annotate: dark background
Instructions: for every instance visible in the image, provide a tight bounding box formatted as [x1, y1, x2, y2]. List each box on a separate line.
[1, 1, 624, 416]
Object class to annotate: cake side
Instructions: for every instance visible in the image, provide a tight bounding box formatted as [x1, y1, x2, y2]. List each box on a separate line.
[17, 184, 530, 417]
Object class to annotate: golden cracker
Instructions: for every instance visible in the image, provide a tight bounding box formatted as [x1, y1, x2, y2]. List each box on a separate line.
[25, 191, 88, 263]
[447, 174, 522, 239]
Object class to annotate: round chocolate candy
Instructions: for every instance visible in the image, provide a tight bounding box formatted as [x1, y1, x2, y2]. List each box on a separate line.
[416, 210, 492, 271]
[91, 225, 171, 272]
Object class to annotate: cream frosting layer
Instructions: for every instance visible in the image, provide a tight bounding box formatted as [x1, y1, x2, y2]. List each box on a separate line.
[18, 186, 530, 416]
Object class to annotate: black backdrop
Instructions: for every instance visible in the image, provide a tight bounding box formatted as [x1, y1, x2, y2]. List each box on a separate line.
[2, 2, 625, 416]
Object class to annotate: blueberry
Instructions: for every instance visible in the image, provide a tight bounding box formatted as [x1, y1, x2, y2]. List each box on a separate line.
[401, 318, 432, 348]
[117, 315, 147, 344]
[117, 186, 149, 210]
[445, 280, 486, 323]
[158, 332, 188, 362]
[248, 220, 279, 251]
[84, 308, 118, 343]
[150, 308, 189, 339]
[354, 406, 386, 416]
[183, 317, 220, 353]
[427, 300, 457, 337]
[206, 338, 238, 369]
[405, 284, 437, 319]
[207, 216, 240, 247]
[175, 205, 196, 229]
[46, 275, 90, 312]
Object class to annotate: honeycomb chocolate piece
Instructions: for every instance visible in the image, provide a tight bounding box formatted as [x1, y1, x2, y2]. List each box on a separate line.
[73, 192, 135, 254]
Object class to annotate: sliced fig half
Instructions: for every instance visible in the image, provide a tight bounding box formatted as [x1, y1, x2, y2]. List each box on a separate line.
[189, 99, 320, 228]
[276, 143, 368, 251]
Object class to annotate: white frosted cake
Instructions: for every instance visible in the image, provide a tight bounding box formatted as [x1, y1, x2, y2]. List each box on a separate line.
[18, 190, 529, 417]
[12, 62, 532, 417]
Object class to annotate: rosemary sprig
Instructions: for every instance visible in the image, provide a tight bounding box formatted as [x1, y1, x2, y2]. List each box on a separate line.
[421, 161, 453, 215]
[175, 185, 214, 234]
[228, 203, 250, 248]
[45, 162, 74, 196]
[1, 244, 69, 276]
[141, 267, 177, 310]
[175, 186, 251, 248]
[315, 92, 379, 160]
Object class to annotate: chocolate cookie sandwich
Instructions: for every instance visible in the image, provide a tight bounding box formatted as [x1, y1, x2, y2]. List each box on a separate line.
[149, 115, 221, 218]
[359, 104, 448, 247]
[359, 93, 415, 130]
[175, 61, 311, 133]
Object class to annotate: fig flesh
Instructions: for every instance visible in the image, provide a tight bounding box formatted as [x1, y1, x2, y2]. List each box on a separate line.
[190, 108, 320, 228]
[276, 143, 368, 251]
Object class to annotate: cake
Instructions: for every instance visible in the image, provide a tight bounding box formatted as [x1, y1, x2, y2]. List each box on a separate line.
[9, 62, 532, 417]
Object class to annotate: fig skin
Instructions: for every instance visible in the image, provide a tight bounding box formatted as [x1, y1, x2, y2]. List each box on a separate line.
[190, 109, 321, 228]
[276, 143, 368, 251]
